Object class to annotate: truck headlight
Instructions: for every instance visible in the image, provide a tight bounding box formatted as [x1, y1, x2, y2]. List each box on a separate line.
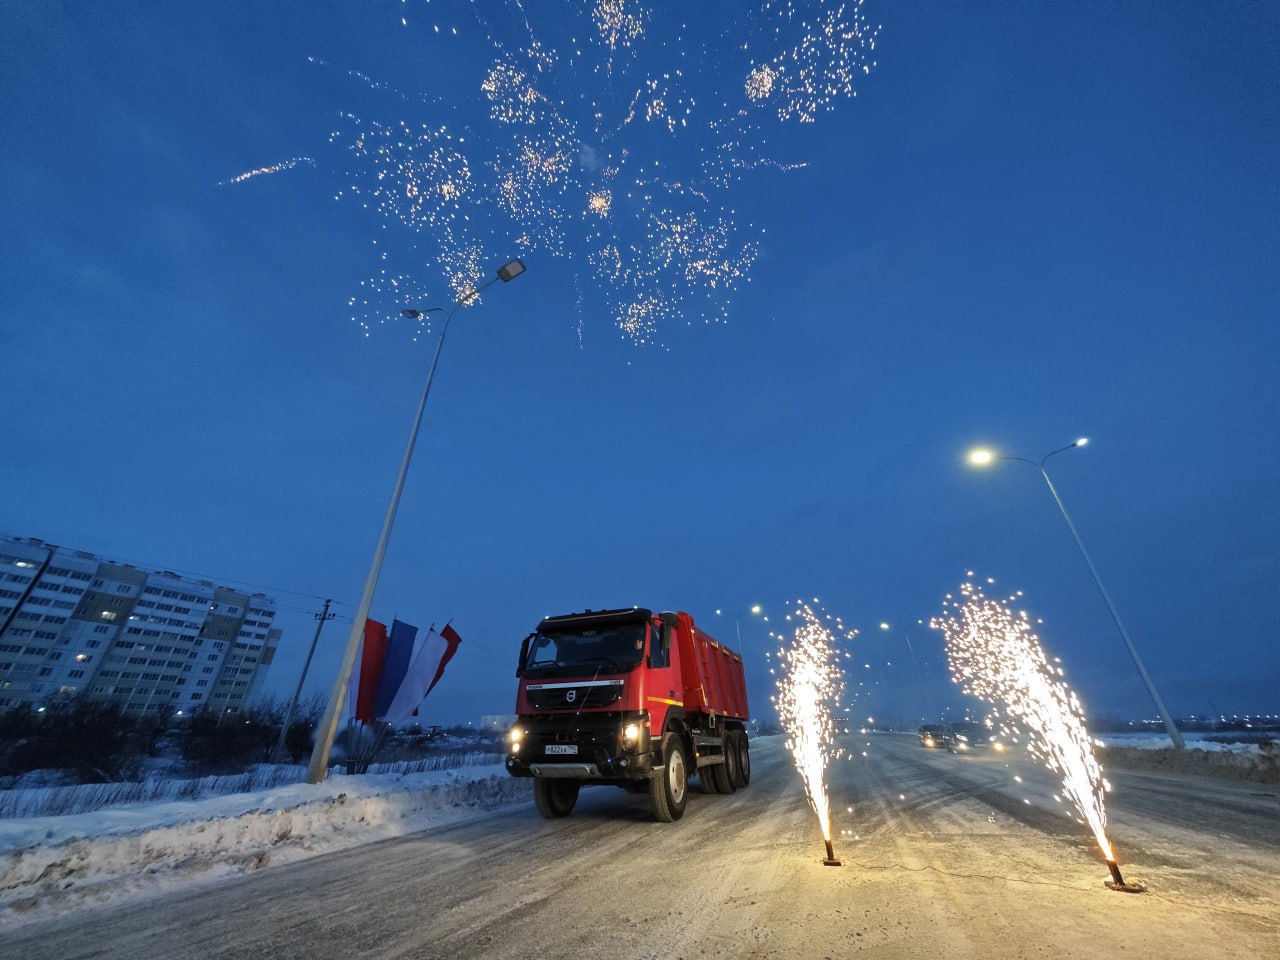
[509, 727, 523, 745]
[623, 723, 641, 742]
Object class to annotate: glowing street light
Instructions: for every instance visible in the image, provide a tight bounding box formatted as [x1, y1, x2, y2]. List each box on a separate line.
[966, 437, 1185, 749]
[307, 258, 528, 784]
[715, 604, 763, 653]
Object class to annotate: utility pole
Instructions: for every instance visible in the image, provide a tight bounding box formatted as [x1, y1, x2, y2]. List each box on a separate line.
[273, 599, 335, 764]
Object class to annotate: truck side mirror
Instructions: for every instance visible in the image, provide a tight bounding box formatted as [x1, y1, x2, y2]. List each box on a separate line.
[517, 634, 531, 677]
[660, 612, 678, 651]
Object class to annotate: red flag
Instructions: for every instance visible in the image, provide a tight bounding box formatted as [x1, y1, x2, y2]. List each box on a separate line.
[354, 618, 388, 724]
[425, 623, 462, 697]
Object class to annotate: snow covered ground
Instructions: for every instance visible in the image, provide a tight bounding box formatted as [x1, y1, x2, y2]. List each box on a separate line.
[0, 760, 533, 928]
[1, 732, 1274, 931]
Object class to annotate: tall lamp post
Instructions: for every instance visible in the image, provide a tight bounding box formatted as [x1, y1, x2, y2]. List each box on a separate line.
[880, 621, 929, 721]
[715, 604, 763, 654]
[306, 258, 528, 784]
[967, 438, 1185, 749]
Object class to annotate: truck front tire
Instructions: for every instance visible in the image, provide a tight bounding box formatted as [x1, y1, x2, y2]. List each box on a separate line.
[649, 733, 689, 822]
[534, 778, 580, 818]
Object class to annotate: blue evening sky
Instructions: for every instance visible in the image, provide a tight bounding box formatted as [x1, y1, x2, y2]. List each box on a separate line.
[2, 2, 1276, 728]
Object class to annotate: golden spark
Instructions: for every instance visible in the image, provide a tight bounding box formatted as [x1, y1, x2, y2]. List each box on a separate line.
[932, 576, 1115, 862]
[772, 600, 850, 844]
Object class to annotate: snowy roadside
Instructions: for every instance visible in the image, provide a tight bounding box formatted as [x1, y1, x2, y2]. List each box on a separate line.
[1097, 736, 1279, 782]
[0, 764, 532, 928]
[2, 732, 1274, 930]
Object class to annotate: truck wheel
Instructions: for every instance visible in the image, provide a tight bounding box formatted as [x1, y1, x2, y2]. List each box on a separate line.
[706, 754, 733, 794]
[534, 778, 580, 818]
[648, 733, 689, 822]
[734, 732, 751, 788]
[721, 737, 740, 793]
[700, 764, 723, 794]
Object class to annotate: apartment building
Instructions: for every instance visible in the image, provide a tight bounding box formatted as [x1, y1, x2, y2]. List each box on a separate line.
[0, 535, 280, 716]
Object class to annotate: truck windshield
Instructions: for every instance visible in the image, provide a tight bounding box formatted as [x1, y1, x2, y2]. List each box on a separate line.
[524, 623, 646, 675]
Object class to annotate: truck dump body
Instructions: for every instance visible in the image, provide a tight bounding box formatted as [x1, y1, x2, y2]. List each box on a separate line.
[505, 607, 752, 822]
[677, 613, 749, 719]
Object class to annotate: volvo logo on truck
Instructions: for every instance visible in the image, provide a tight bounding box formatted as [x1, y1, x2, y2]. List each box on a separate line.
[506, 607, 752, 822]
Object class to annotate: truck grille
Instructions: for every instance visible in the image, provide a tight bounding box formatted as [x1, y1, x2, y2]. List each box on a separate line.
[525, 679, 623, 710]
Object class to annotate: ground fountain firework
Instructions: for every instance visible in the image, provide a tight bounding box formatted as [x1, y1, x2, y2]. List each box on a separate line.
[931, 575, 1145, 891]
[772, 600, 850, 865]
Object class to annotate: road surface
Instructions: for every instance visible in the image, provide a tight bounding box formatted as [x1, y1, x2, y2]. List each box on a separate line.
[7, 733, 1278, 959]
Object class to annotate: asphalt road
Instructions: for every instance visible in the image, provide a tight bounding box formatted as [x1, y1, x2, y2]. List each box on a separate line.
[8, 733, 1278, 959]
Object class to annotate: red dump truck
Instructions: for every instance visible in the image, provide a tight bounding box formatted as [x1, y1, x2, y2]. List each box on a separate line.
[505, 607, 751, 822]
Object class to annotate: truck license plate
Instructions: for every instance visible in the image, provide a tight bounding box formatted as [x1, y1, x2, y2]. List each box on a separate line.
[546, 744, 578, 755]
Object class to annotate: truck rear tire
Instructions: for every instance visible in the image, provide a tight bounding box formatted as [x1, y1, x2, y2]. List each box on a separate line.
[721, 737, 740, 793]
[734, 732, 751, 787]
[534, 778, 580, 818]
[649, 733, 689, 822]
[705, 756, 732, 793]
[700, 764, 723, 794]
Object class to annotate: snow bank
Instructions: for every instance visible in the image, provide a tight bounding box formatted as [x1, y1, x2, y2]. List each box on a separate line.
[1097, 739, 1279, 782]
[0, 763, 531, 927]
[0, 751, 506, 819]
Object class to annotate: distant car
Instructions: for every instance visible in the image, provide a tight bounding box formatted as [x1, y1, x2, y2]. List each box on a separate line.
[943, 721, 1002, 753]
[918, 723, 946, 748]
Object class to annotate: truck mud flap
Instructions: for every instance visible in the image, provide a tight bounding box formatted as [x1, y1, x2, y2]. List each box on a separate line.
[692, 733, 727, 767]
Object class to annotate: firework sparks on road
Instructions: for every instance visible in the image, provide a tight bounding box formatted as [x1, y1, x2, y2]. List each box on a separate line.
[772, 600, 850, 859]
[931, 575, 1116, 863]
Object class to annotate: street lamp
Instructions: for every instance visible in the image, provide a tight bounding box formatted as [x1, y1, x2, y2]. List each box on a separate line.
[880, 621, 929, 720]
[966, 437, 1185, 749]
[715, 604, 762, 654]
[306, 258, 528, 784]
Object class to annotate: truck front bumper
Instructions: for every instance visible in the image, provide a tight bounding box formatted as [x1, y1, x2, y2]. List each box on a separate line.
[506, 712, 653, 782]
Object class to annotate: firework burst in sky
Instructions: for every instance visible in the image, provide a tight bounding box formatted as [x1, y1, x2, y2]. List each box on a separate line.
[932, 574, 1116, 862]
[772, 599, 850, 845]
[228, 1, 879, 347]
